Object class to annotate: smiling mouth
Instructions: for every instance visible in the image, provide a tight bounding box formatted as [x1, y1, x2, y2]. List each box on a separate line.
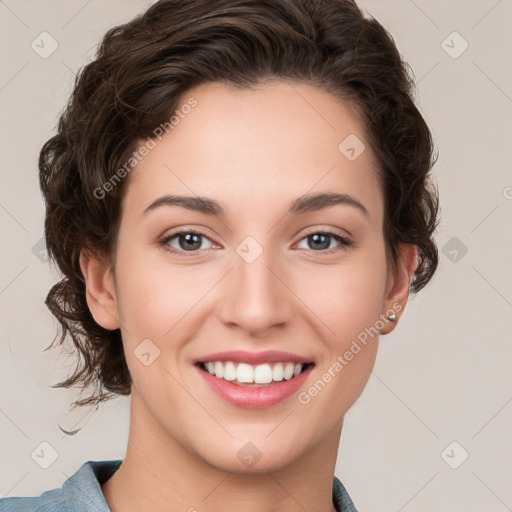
[196, 361, 315, 387]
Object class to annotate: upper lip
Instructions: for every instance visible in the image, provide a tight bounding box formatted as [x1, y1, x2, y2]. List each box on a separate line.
[194, 350, 314, 365]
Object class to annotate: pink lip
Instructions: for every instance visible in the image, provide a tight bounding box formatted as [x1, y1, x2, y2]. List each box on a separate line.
[194, 350, 314, 365]
[195, 364, 314, 409]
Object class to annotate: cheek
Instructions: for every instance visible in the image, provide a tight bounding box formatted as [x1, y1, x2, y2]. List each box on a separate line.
[296, 280, 385, 416]
[296, 242, 387, 400]
[114, 244, 196, 336]
[300, 243, 388, 340]
[114, 230, 389, 344]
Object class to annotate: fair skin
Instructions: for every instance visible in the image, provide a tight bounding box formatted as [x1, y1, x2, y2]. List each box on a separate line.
[80, 80, 417, 512]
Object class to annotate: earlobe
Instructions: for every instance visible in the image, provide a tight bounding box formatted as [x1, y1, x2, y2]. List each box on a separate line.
[380, 244, 418, 335]
[79, 249, 120, 331]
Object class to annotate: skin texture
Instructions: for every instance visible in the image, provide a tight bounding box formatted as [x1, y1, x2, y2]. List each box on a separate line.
[80, 80, 417, 512]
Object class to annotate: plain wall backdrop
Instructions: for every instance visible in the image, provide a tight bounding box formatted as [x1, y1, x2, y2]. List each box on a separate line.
[1, 1, 511, 511]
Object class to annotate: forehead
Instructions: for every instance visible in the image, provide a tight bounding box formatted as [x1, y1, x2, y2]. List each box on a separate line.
[123, 80, 383, 224]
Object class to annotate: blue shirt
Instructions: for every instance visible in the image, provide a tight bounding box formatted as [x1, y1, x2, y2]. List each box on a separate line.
[0, 460, 358, 511]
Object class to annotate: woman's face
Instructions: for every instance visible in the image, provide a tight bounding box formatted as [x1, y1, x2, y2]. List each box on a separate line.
[86, 80, 410, 473]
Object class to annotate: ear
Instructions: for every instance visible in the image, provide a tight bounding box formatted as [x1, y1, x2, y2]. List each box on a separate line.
[79, 249, 120, 330]
[379, 243, 418, 335]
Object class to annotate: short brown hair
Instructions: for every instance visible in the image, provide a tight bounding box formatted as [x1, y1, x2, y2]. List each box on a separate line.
[40, 0, 440, 410]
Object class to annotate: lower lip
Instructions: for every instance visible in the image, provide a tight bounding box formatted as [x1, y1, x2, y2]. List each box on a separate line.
[195, 364, 314, 409]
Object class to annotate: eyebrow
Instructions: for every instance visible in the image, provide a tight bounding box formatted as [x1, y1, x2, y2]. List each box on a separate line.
[143, 192, 369, 218]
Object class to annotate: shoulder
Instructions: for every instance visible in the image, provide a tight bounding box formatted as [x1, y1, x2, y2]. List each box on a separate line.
[0, 460, 122, 512]
[0, 489, 64, 512]
[332, 475, 359, 512]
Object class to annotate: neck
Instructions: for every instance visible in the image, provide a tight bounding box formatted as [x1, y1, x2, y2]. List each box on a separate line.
[102, 389, 343, 512]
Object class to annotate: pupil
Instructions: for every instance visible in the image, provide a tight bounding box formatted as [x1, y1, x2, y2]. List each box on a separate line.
[180, 233, 201, 250]
[310, 233, 329, 250]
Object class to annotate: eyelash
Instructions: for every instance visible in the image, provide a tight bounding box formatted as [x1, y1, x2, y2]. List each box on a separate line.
[158, 228, 353, 257]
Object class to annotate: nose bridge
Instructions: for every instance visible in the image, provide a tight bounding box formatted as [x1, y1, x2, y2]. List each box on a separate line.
[218, 237, 294, 336]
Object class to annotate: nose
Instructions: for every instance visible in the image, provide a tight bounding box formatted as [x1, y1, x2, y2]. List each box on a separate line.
[218, 246, 295, 338]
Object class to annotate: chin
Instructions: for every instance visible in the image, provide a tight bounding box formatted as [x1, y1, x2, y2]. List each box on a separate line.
[196, 436, 308, 475]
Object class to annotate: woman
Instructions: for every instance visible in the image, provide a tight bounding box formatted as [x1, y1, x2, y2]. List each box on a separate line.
[0, 0, 439, 510]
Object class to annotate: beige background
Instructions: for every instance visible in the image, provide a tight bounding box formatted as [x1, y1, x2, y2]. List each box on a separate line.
[1, 1, 511, 511]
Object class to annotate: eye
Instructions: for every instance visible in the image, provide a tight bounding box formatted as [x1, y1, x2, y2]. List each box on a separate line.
[158, 228, 353, 257]
[295, 231, 353, 253]
[159, 229, 215, 256]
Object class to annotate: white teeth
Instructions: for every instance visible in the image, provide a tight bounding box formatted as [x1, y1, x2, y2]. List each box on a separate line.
[236, 363, 254, 383]
[201, 361, 309, 385]
[214, 361, 224, 378]
[273, 363, 284, 381]
[254, 364, 273, 384]
[223, 361, 237, 381]
[283, 362, 295, 380]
